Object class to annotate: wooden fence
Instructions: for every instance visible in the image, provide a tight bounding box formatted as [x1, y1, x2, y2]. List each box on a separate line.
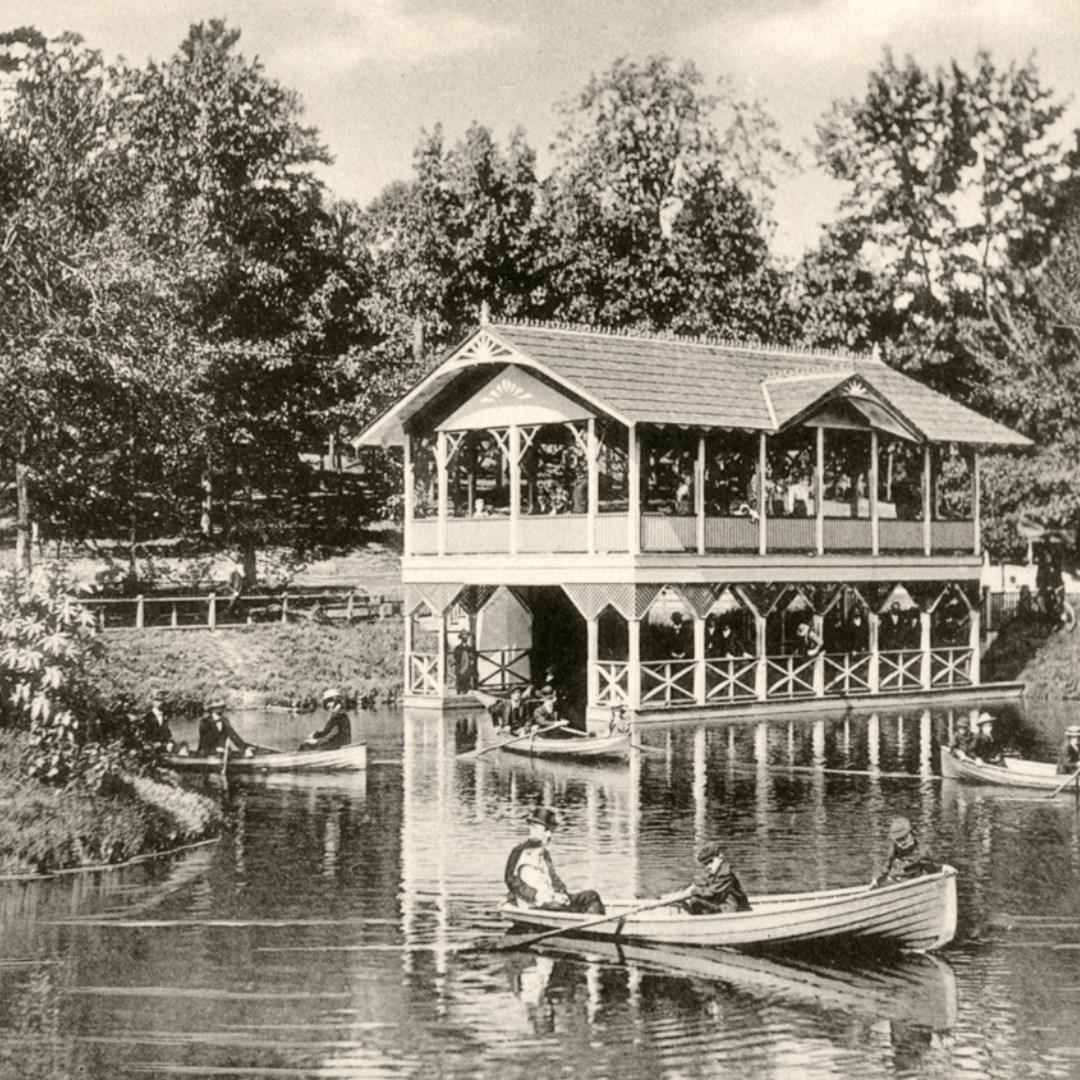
[84, 588, 402, 631]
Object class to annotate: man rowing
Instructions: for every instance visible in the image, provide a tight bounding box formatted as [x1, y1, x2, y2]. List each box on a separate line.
[504, 807, 604, 914]
[196, 698, 254, 758]
[673, 841, 751, 914]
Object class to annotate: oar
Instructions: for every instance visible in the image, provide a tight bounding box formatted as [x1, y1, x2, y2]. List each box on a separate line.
[725, 761, 941, 781]
[486, 894, 688, 952]
[1046, 764, 1080, 799]
[457, 721, 568, 760]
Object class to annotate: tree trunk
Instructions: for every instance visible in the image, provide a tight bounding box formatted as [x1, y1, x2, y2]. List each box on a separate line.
[15, 437, 32, 576]
[201, 452, 213, 540]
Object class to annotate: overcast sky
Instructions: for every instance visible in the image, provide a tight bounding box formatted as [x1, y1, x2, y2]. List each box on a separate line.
[8, 0, 1080, 259]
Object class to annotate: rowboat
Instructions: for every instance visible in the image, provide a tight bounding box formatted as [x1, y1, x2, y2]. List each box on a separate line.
[499, 866, 957, 952]
[493, 730, 632, 761]
[168, 743, 367, 773]
[939, 746, 1079, 791]
[526, 935, 957, 1029]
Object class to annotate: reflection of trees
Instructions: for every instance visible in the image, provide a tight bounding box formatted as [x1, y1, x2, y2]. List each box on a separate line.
[1, 960, 71, 1080]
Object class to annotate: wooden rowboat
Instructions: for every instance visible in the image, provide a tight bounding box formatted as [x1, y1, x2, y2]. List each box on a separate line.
[168, 743, 367, 773]
[494, 730, 632, 761]
[499, 866, 957, 952]
[939, 746, 1078, 791]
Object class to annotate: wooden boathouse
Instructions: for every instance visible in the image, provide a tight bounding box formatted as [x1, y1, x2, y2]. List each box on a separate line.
[358, 320, 1030, 724]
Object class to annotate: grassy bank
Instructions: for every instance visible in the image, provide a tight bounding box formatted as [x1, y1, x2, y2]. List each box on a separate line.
[0, 733, 220, 876]
[982, 616, 1080, 699]
[87, 621, 405, 714]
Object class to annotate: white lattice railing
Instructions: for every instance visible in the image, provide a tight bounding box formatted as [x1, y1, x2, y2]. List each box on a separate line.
[409, 653, 440, 695]
[824, 652, 872, 694]
[641, 659, 697, 706]
[766, 654, 816, 698]
[767, 518, 816, 551]
[597, 661, 630, 707]
[518, 515, 588, 553]
[705, 657, 758, 701]
[879, 519, 925, 551]
[642, 514, 696, 551]
[930, 647, 973, 687]
[475, 648, 531, 691]
[445, 517, 511, 554]
[410, 519, 438, 554]
[823, 518, 872, 551]
[595, 514, 630, 553]
[879, 649, 923, 691]
[704, 516, 758, 551]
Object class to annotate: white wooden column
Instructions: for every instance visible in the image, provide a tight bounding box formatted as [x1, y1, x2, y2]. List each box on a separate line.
[754, 609, 768, 700]
[696, 433, 706, 555]
[870, 429, 880, 556]
[813, 613, 825, 695]
[627, 616, 642, 710]
[403, 603, 414, 693]
[923, 444, 933, 556]
[868, 611, 880, 693]
[693, 614, 706, 705]
[403, 433, 414, 557]
[919, 610, 932, 690]
[758, 432, 768, 556]
[587, 417, 598, 555]
[972, 450, 981, 557]
[436, 430, 448, 557]
[509, 424, 521, 555]
[436, 612, 448, 696]
[628, 424, 641, 555]
[586, 614, 600, 711]
[969, 606, 981, 684]
[815, 425, 825, 556]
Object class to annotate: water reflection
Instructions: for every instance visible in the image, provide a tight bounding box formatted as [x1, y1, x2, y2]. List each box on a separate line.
[2, 701, 1080, 1078]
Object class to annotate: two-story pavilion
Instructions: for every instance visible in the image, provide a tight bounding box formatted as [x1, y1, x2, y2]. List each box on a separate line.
[358, 320, 1030, 724]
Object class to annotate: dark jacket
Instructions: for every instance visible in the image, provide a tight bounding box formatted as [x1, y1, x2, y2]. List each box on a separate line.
[683, 860, 751, 914]
[505, 839, 566, 905]
[969, 731, 1004, 765]
[876, 834, 938, 884]
[309, 708, 351, 750]
[1057, 738, 1080, 775]
[196, 714, 250, 756]
[142, 709, 175, 751]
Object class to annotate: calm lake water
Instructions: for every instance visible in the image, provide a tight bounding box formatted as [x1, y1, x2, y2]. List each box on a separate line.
[3, 700, 1080, 1079]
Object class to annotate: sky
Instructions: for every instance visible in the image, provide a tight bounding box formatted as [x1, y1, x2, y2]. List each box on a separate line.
[7, 0, 1080, 260]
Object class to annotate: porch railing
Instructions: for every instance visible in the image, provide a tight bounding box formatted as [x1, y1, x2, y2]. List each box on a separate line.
[640, 659, 697, 706]
[705, 657, 758, 702]
[475, 648, 531, 691]
[409, 653, 440, 696]
[930, 646, 973, 687]
[766, 654, 817, 698]
[824, 652, 872, 694]
[879, 649, 923, 691]
[597, 660, 630, 707]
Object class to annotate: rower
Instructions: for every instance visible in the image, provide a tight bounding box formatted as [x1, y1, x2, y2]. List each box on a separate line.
[196, 698, 254, 757]
[674, 841, 751, 914]
[969, 712, 1005, 766]
[1057, 725, 1080, 774]
[504, 806, 604, 914]
[871, 817, 939, 887]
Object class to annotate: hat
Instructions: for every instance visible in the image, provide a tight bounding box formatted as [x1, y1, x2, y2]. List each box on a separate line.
[889, 817, 912, 841]
[977, 711, 994, 727]
[528, 807, 559, 831]
[696, 840, 726, 864]
[208, 697, 226, 711]
[322, 688, 342, 703]
[1066, 725, 1080, 738]
[150, 690, 164, 702]
[540, 685, 556, 699]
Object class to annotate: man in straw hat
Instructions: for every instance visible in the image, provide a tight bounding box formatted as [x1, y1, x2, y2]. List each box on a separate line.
[1057, 725, 1080, 775]
[196, 697, 253, 758]
[504, 807, 604, 914]
[299, 688, 352, 751]
[969, 711, 1005, 766]
[672, 841, 751, 915]
[871, 817, 939, 888]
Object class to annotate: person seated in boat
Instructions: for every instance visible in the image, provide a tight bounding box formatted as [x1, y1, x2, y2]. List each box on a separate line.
[489, 686, 528, 732]
[299, 688, 352, 751]
[871, 817, 939, 887]
[950, 714, 978, 756]
[674, 841, 751, 914]
[968, 712, 1005, 766]
[504, 806, 604, 914]
[196, 698, 255, 758]
[525, 685, 574, 738]
[142, 690, 176, 754]
[1057, 724, 1080, 774]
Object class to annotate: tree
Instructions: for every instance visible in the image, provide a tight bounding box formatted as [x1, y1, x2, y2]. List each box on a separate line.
[540, 56, 794, 339]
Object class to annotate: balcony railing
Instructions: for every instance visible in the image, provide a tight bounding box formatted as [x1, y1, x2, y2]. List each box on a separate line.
[407, 514, 976, 557]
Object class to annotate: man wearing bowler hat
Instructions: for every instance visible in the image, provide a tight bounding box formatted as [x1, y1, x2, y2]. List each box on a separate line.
[504, 807, 604, 914]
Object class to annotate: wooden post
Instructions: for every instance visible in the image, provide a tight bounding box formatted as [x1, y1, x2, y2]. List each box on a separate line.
[972, 449, 981, 557]
[586, 615, 600, 712]
[758, 432, 768, 556]
[208, 592, 217, 631]
[969, 605, 981, 684]
[923, 444, 933, 556]
[696, 432, 706, 555]
[694, 614, 706, 705]
[627, 616, 642, 710]
[755, 609, 768, 701]
[628, 424, 641, 555]
[815, 425, 825, 556]
[870, 429, 880, 556]
[436, 430, 448, 557]
[587, 417, 598, 555]
[171, 601, 178, 629]
[403, 432, 414, 557]
[346, 591, 355, 621]
[509, 423, 520, 555]
[437, 612, 447, 697]
[135, 594, 144, 630]
[403, 603, 414, 693]
[920, 610, 932, 690]
[813, 613, 825, 695]
[868, 611, 880, 693]
[281, 594, 289, 624]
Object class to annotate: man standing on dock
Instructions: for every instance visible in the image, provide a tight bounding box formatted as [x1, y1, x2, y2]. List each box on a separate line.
[505, 807, 605, 914]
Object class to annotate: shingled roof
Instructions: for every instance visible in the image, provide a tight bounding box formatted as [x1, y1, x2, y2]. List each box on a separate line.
[357, 322, 1031, 448]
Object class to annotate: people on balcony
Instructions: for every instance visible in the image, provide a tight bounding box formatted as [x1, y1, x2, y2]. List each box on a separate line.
[792, 619, 823, 657]
[708, 617, 753, 659]
[880, 602, 918, 651]
[669, 612, 693, 660]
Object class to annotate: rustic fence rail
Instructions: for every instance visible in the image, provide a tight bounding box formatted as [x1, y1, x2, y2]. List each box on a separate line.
[83, 588, 402, 631]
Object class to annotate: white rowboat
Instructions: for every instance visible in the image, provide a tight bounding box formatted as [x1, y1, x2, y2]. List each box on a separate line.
[939, 746, 1076, 790]
[168, 743, 367, 773]
[499, 866, 957, 952]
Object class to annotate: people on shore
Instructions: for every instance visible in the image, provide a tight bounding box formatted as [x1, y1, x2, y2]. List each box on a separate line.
[969, 712, 1005, 765]
[299, 688, 352, 751]
[675, 841, 751, 914]
[1057, 725, 1080, 775]
[871, 817, 939, 887]
[504, 807, 604, 914]
[196, 698, 254, 758]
